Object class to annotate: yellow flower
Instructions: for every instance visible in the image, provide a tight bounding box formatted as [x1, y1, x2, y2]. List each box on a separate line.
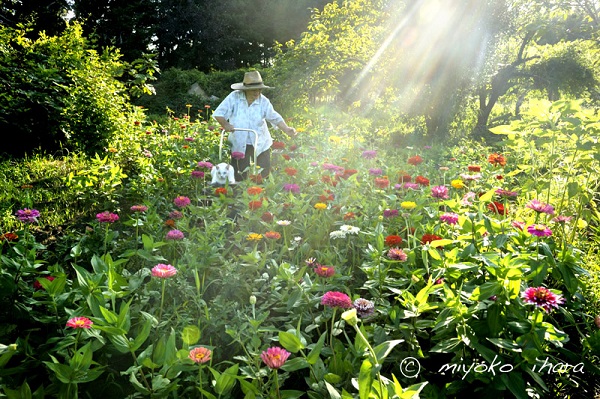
[577, 219, 588, 229]
[451, 179, 465, 189]
[314, 203, 327, 210]
[329, 136, 342, 144]
[401, 201, 417, 210]
[246, 233, 263, 241]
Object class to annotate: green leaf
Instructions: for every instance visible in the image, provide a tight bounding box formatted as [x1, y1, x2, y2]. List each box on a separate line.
[306, 332, 326, 365]
[373, 339, 403, 362]
[280, 357, 309, 372]
[278, 331, 305, 353]
[487, 338, 522, 352]
[212, 363, 239, 396]
[358, 359, 374, 399]
[130, 316, 152, 352]
[430, 338, 462, 353]
[501, 371, 528, 399]
[280, 390, 306, 399]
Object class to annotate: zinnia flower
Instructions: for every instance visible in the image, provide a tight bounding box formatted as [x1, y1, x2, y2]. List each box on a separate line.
[526, 199, 555, 215]
[401, 201, 417, 210]
[552, 215, 573, 223]
[0, 232, 19, 242]
[321, 291, 353, 309]
[369, 168, 383, 176]
[66, 316, 93, 329]
[247, 186, 263, 196]
[173, 196, 191, 208]
[314, 203, 327, 210]
[387, 248, 408, 261]
[215, 187, 228, 196]
[189, 346, 212, 364]
[276, 220, 291, 226]
[522, 286, 563, 312]
[264, 231, 281, 240]
[487, 201, 507, 215]
[374, 177, 390, 189]
[231, 151, 245, 159]
[197, 161, 213, 169]
[488, 153, 507, 167]
[468, 165, 481, 172]
[261, 212, 274, 222]
[361, 150, 377, 159]
[283, 183, 300, 194]
[248, 200, 263, 210]
[96, 211, 119, 223]
[421, 233, 442, 244]
[166, 229, 185, 240]
[415, 176, 430, 186]
[451, 179, 465, 189]
[407, 155, 424, 166]
[385, 235, 403, 247]
[383, 209, 399, 218]
[130, 205, 148, 213]
[191, 170, 205, 179]
[151, 263, 178, 278]
[272, 141, 286, 150]
[246, 233, 263, 241]
[496, 189, 518, 198]
[284, 167, 298, 176]
[169, 210, 184, 219]
[431, 185, 449, 199]
[314, 264, 335, 278]
[527, 224, 552, 237]
[340, 225, 360, 235]
[16, 208, 40, 223]
[440, 212, 459, 225]
[261, 347, 291, 369]
[353, 298, 375, 318]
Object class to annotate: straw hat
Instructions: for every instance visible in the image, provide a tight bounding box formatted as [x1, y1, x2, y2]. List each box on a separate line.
[231, 71, 272, 90]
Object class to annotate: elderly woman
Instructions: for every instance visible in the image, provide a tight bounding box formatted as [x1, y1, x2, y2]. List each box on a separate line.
[213, 70, 296, 181]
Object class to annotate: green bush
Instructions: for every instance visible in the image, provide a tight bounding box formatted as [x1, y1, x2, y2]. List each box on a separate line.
[0, 23, 136, 157]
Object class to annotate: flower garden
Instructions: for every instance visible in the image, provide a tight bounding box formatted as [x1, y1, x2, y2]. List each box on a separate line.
[1, 99, 600, 398]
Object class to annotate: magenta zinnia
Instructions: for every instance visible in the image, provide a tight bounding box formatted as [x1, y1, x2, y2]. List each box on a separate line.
[321, 291, 353, 309]
[151, 263, 178, 278]
[96, 211, 119, 223]
[189, 346, 212, 364]
[526, 199, 555, 215]
[440, 212, 459, 225]
[431, 185, 449, 199]
[173, 196, 191, 208]
[522, 286, 564, 312]
[66, 316, 93, 329]
[527, 224, 552, 237]
[166, 229, 185, 240]
[16, 208, 40, 223]
[261, 347, 291, 369]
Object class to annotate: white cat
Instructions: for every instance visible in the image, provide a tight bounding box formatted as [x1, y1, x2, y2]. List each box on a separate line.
[210, 163, 236, 185]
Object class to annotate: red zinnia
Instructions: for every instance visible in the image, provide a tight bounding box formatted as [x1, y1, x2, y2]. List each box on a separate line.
[272, 141, 286, 150]
[214, 187, 228, 196]
[385, 235, 403, 247]
[408, 155, 424, 166]
[343, 212, 356, 220]
[247, 186, 263, 196]
[264, 231, 281, 240]
[284, 167, 298, 176]
[487, 201, 507, 215]
[374, 177, 390, 189]
[468, 165, 481, 172]
[0, 232, 19, 242]
[415, 176, 430, 186]
[488, 153, 507, 167]
[398, 173, 412, 183]
[248, 200, 263, 210]
[261, 212, 274, 222]
[249, 174, 263, 184]
[421, 233, 442, 244]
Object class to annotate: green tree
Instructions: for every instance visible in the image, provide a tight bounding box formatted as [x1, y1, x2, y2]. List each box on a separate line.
[0, 23, 137, 157]
[0, 0, 69, 36]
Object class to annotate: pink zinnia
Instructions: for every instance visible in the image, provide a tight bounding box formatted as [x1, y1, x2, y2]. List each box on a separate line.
[166, 229, 185, 240]
[191, 170, 205, 179]
[66, 316, 93, 329]
[527, 224, 552, 237]
[16, 208, 40, 223]
[231, 151, 245, 160]
[361, 150, 377, 159]
[96, 211, 119, 223]
[169, 210, 184, 220]
[151, 263, 178, 278]
[197, 161, 213, 169]
[387, 248, 408, 261]
[431, 185, 449, 199]
[130, 205, 148, 213]
[552, 215, 573, 223]
[526, 199, 555, 215]
[261, 347, 291, 369]
[189, 346, 212, 364]
[369, 168, 383, 176]
[314, 264, 335, 278]
[522, 286, 564, 312]
[173, 196, 191, 208]
[321, 291, 353, 309]
[383, 209, 399, 218]
[283, 183, 300, 194]
[403, 182, 419, 190]
[440, 212, 459, 225]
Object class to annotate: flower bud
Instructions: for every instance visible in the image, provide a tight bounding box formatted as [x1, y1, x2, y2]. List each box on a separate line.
[341, 308, 358, 327]
[249, 295, 257, 305]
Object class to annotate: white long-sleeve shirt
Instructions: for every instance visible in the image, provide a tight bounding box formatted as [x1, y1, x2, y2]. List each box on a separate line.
[212, 90, 284, 156]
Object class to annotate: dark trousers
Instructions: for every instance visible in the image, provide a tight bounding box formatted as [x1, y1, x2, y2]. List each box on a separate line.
[232, 145, 271, 181]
